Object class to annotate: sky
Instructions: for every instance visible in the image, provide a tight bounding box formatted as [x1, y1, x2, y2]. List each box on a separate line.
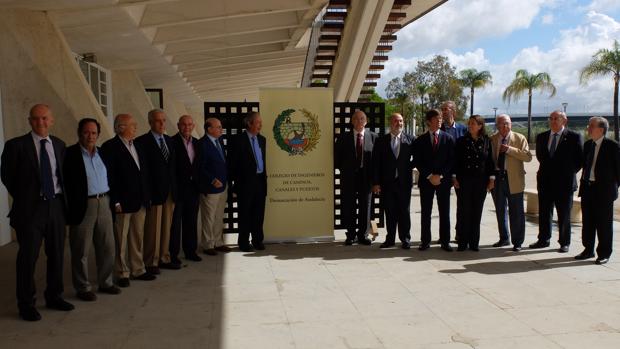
[378, 0, 620, 116]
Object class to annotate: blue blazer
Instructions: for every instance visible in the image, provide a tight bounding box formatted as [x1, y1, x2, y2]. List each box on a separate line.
[198, 136, 227, 194]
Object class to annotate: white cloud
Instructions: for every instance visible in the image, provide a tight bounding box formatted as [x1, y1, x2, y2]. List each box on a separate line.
[380, 10, 620, 116]
[393, 0, 554, 57]
[542, 13, 554, 24]
[582, 0, 620, 12]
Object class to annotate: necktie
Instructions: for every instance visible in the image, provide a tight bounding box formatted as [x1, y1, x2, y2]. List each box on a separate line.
[433, 132, 439, 152]
[549, 133, 558, 157]
[356, 133, 363, 167]
[39, 139, 55, 200]
[391, 135, 399, 158]
[252, 136, 264, 173]
[498, 137, 507, 170]
[159, 137, 169, 162]
[214, 139, 225, 160]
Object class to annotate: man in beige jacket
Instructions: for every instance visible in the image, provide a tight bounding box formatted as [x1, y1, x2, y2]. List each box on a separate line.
[490, 114, 532, 251]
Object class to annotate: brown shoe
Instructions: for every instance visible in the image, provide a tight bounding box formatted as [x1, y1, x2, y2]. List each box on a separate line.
[215, 245, 231, 253]
[76, 291, 97, 302]
[204, 248, 217, 256]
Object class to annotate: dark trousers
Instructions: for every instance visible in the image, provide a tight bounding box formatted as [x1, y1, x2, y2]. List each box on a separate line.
[492, 176, 525, 247]
[170, 189, 199, 258]
[419, 180, 451, 245]
[581, 184, 614, 258]
[15, 197, 66, 310]
[537, 188, 573, 246]
[383, 182, 412, 244]
[340, 169, 371, 240]
[237, 175, 266, 247]
[456, 177, 488, 249]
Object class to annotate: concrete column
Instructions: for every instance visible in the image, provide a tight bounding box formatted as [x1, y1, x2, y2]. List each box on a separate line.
[0, 87, 10, 245]
[111, 70, 154, 135]
[329, 0, 393, 102]
[0, 9, 113, 142]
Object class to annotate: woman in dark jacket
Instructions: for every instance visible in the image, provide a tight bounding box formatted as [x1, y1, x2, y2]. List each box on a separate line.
[453, 115, 495, 251]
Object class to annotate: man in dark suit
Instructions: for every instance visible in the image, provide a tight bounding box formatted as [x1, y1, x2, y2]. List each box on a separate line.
[335, 110, 378, 246]
[135, 109, 179, 273]
[198, 117, 232, 256]
[101, 113, 156, 288]
[1, 104, 74, 321]
[414, 109, 456, 252]
[530, 111, 583, 253]
[229, 111, 267, 252]
[575, 117, 620, 265]
[372, 113, 415, 249]
[64, 118, 120, 302]
[169, 115, 202, 263]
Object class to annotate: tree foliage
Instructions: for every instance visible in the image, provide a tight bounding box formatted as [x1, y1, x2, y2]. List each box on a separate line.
[458, 68, 492, 116]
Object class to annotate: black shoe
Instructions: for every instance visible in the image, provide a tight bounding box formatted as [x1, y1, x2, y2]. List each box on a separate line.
[418, 243, 430, 251]
[46, 298, 75, 311]
[239, 245, 254, 252]
[595, 257, 609, 265]
[401, 241, 411, 249]
[98, 286, 122, 295]
[380, 241, 395, 248]
[146, 266, 160, 275]
[133, 272, 156, 281]
[358, 238, 372, 246]
[512, 246, 522, 252]
[529, 240, 550, 249]
[204, 248, 217, 255]
[171, 256, 183, 265]
[19, 307, 41, 322]
[441, 244, 453, 252]
[185, 254, 202, 262]
[469, 246, 480, 252]
[574, 251, 595, 260]
[215, 245, 232, 253]
[253, 242, 266, 250]
[117, 278, 130, 288]
[76, 291, 97, 302]
[457, 245, 467, 252]
[493, 240, 510, 247]
[159, 262, 182, 270]
[344, 238, 354, 246]
[558, 245, 569, 253]
[435, 239, 442, 245]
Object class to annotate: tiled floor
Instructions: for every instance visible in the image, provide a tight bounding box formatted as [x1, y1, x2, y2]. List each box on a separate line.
[1, 158, 619, 348]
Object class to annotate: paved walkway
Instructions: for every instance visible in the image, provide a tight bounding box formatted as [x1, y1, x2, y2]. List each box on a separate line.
[1, 153, 619, 348]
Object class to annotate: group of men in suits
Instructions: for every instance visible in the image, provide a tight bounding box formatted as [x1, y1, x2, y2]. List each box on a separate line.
[0, 104, 268, 321]
[335, 106, 619, 265]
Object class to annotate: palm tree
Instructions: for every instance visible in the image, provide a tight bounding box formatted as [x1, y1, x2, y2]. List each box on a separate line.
[502, 69, 557, 142]
[416, 83, 431, 132]
[580, 40, 620, 141]
[459, 68, 492, 116]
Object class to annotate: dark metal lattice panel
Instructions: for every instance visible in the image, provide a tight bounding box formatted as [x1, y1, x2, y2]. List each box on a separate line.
[333, 102, 385, 230]
[205, 101, 385, 233]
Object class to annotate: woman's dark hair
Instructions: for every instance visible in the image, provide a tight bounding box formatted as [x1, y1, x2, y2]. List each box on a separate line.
[469, 114, 487, 137]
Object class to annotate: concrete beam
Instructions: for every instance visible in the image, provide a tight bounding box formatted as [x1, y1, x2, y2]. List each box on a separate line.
[183, 63, 303, 81]
[171, 43, 286, 65]
[164, 29, 292, 55]
[177, 52, 305, 73]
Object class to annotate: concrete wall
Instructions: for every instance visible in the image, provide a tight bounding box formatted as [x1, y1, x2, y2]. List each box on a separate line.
[0, 9, 113, 142]
[112, 70, 153, 135]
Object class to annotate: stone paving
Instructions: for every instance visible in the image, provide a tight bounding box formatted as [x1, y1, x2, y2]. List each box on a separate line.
[0, 154, 619, 348]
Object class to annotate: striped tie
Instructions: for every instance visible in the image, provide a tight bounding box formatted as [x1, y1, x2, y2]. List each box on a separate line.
[159, 137, 169, 162]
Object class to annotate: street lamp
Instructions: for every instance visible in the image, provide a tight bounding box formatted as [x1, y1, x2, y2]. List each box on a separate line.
[562, 102, 568, 113]
[493, 107, 498, 118]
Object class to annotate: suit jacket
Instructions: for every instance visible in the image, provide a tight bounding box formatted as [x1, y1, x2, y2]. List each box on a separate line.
[536, 129, 583, 193]
[578, 137, 620, 202]
[63, 143, 109, 225]
[414, 130, 455, 185]
[334, 129, 378, 183]
[372, 132, 415, 191]
[198, 135, 227, 194]
[490, 131, 533, 194]
[1, 133, 66, 229]
[228, 131, 267, 196]
[135, 132, 177, 205]
[100, 135, 150, 213]
[171, 133, 200, 198]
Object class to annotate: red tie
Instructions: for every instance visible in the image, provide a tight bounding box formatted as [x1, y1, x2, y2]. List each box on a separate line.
[356, 133, 363, 167]
[433, 132, 439, 152]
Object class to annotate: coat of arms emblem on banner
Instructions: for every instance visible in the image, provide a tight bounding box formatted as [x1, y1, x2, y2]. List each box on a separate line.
[273, 108, 320, 156]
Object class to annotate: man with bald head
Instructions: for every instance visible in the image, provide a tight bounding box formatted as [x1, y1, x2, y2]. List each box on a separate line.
[198, 117, 231, 255]
[2, 104, 73, 321]
[530, 111, 583, 252]
[335, 110, 378, 245]
[101, 113, 155, 288]
[169, 115, 202, 262]
[490, 114, 532, 251]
